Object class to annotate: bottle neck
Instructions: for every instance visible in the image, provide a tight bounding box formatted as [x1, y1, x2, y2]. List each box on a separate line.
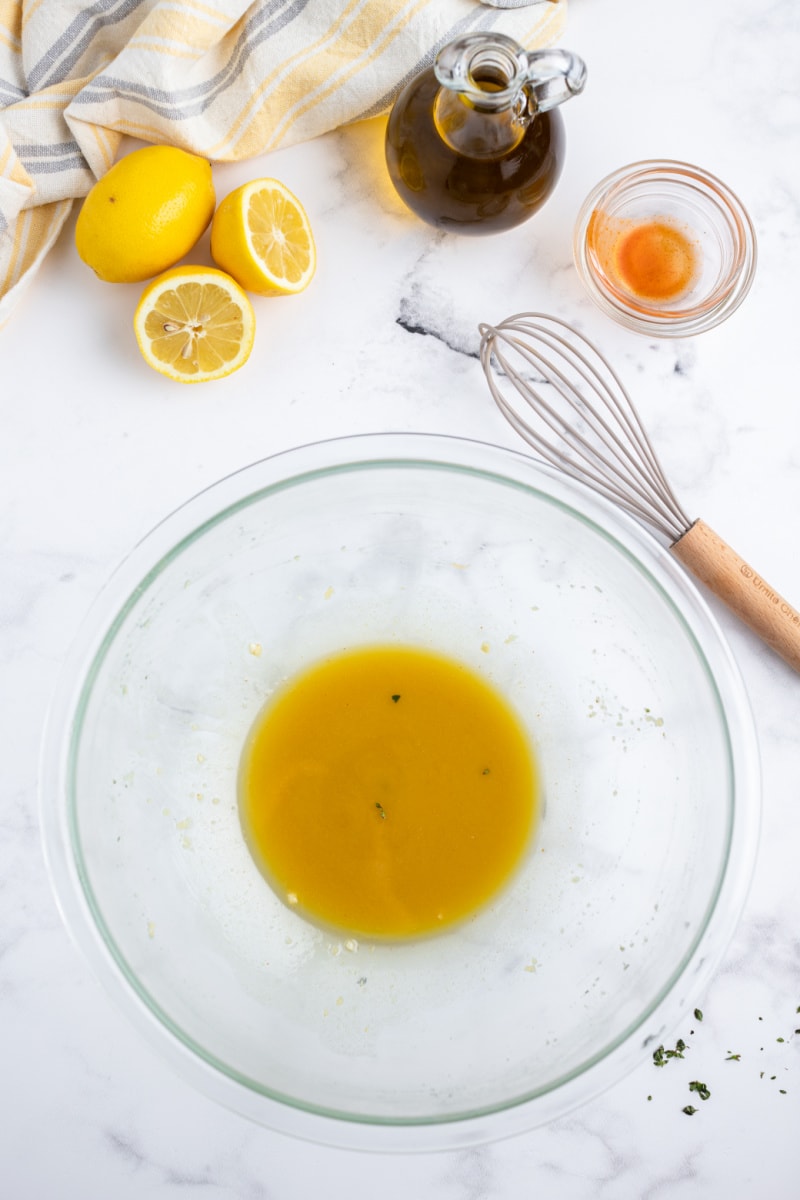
[433, 84, 529, 159]
[433, 32, 587, 125]
[434, 32, 531, 114]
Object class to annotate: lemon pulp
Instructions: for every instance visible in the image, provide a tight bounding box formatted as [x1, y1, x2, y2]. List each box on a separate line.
[133, 266, 255, 383]
[210, 177, 316, 295]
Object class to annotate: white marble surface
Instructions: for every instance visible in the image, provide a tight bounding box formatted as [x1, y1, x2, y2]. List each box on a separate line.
[3, 0, 800, 1194]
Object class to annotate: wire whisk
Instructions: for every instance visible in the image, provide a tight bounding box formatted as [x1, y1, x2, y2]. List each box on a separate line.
[479, 312, 800, 673]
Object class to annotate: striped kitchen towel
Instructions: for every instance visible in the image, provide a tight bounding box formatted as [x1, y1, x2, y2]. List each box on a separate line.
[0, 0, 566, 327]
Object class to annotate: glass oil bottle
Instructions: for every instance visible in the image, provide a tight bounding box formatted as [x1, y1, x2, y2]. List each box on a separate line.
[385, 33, 586, 234]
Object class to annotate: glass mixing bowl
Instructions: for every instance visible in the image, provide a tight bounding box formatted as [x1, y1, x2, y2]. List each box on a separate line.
[40, 433, 759, 1150]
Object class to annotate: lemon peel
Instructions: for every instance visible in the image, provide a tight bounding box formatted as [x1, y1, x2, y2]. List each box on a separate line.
[76, 146, 215, 284]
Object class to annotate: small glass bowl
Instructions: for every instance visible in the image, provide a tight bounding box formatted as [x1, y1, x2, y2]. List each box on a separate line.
[573, 160, 757, 337]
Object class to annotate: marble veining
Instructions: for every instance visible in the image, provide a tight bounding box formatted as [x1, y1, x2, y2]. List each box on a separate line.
[2, 0, 799, 1196]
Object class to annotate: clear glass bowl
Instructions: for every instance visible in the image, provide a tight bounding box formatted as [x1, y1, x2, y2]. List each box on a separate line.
[573, 160, 757, 337]
[40, 433, 760, 1150]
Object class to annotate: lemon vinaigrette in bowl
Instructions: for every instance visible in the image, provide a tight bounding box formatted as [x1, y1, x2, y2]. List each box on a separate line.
[238, 644, 539, 940]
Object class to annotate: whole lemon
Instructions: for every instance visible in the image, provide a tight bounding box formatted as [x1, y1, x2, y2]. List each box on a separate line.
[75, 146, 216, 283]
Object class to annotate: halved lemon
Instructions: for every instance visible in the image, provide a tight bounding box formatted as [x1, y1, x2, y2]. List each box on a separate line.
[134, 266, 256, 383]
[210, 178, 316, 296]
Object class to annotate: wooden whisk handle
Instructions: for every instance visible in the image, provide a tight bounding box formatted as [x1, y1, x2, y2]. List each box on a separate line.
[671, 519, 800, 673]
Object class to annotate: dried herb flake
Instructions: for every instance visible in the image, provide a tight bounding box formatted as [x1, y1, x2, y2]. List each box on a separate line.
[652, 1038, 687, 1068]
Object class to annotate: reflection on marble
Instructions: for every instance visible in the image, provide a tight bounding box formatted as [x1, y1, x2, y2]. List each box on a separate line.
[2, 0, 799, 1196]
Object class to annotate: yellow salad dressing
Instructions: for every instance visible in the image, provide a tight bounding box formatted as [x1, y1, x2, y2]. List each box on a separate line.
[239, 645, 539, 939]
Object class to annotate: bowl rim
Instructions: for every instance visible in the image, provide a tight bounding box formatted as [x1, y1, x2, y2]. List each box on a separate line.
[573, 158, 757, 337]
[38, 431, 761, 1150]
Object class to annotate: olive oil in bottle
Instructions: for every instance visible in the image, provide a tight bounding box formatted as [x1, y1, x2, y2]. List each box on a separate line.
[385, 34, 586, 235]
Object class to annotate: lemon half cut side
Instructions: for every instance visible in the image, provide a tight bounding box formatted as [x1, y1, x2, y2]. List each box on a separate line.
[210, 178, 316, 296]
[134, 266, 256, 383]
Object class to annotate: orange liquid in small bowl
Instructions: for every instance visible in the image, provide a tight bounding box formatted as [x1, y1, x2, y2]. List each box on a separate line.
[588, 211, 700, 304]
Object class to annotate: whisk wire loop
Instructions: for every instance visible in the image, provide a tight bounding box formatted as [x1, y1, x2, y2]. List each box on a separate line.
[486, 333, 672, 530]
[519, 319, 674, 497]
[485, 339, 667, 529]
[479, 314, 693, 542]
